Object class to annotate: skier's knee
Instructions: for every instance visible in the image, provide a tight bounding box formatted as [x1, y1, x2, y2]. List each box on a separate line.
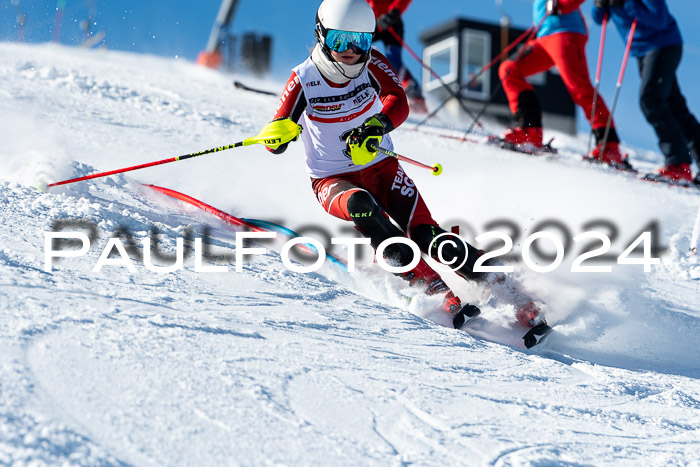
[499, 60, 515, 81]
[346, 190, 414, 266]
[639, 92, 664, 120]
[346, 191, 392, 235]
[346, 190, 377, 218]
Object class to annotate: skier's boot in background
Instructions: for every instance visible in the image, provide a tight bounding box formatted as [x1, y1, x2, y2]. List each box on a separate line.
[501, 126, 543, 151]
[584, 141, 634, 171]
[584, 127, 634, 170]
[644, 163, 692, 183]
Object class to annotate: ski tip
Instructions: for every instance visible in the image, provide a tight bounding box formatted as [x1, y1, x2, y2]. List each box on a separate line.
[523, 322, 553, 349]
[453, 303, 481, 329]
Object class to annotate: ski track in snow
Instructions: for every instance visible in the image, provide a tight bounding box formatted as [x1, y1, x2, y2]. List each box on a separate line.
[1, 42, 699, 465]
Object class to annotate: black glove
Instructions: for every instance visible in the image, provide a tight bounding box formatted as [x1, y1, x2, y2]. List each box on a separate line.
[594, 0, 609, 9]
[377, 9, 401, 32]
[609, 0, 627, 7]
[546, 0, 560, 15]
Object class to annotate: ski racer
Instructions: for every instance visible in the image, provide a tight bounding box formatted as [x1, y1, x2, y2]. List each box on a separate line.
[499, 0, 631, 168]
[259, 0, 495, 326]
[365, 0, 427, 113]
[593, 0, 700, 185]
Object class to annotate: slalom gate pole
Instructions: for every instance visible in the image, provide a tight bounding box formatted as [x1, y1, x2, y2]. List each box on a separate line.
[412, 25, 536, 130]
[599, 19, 637, 154]
[368, 142, 443, 176]
[48, 142, 248, 188]
[691, 202, 700, 255]
[586, 13, 609, 157]
[385, 27, 482, 128]
[463, 13, 549, 135]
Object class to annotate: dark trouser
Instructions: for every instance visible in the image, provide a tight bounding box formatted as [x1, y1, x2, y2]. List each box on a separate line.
[638, 44, 700, 166]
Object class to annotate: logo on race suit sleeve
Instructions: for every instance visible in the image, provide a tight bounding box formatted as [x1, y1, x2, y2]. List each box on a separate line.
[276, 74, 301, 113]
[391, 166, 415, 197]
[370, 56, 402, 86]
[317, 182, 339, 205]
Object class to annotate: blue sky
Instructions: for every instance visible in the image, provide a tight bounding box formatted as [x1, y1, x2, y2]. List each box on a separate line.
[3, 0, 699, 152]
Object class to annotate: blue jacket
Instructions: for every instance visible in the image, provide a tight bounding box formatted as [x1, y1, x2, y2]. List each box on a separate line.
[592, 0, 682, 57]
[534, 0, 587, 38]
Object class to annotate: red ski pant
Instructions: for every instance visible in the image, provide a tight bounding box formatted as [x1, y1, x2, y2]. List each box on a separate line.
[499, 32, 614, 131]
[311, 157, 437, 236]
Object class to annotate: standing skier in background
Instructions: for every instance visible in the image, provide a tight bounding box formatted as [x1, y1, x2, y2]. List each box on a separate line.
[593, 0, 700, 185]
[365, 0, 428, 113]
[499, 0, 631, 168]
[258, 0, 508, 327]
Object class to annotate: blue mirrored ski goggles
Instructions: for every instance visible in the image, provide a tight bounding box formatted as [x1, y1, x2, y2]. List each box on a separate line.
[325, 29, 373, 54]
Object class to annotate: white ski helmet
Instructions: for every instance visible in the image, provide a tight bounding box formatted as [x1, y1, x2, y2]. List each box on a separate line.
[315, 0, 376, 61]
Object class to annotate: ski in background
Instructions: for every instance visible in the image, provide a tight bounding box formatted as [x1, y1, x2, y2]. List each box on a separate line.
[486, 134, 559, 156]
[408, 125, 700, 193]
[233, 80, 277, 96]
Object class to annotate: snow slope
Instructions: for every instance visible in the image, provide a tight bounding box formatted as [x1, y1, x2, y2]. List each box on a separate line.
[1, 42, 699, 465]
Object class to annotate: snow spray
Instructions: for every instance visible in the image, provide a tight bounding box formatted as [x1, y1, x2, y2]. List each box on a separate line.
[691, 203, 700, 255]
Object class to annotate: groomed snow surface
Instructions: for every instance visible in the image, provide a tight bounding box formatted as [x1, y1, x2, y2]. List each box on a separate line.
[1, 42, 699, 465]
